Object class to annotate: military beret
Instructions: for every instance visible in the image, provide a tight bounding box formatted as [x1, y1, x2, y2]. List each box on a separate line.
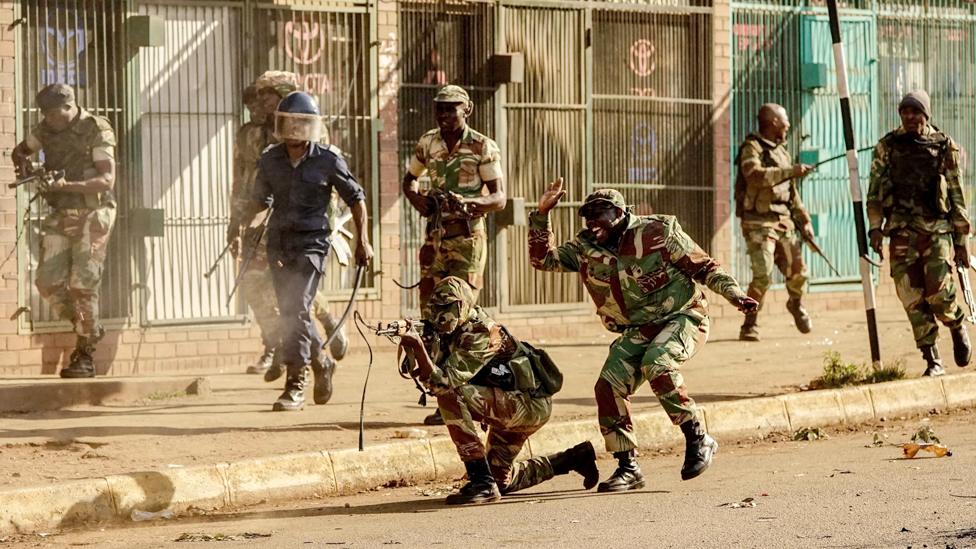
[579, 188, 628, 217]
[433, 84, 470, 104]
[36, 83, 74, 112]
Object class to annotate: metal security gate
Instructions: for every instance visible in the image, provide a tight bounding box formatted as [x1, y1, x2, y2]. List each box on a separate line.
[16, 0, 132, 330]
[730, 1, 876, 289]
[136, 1, 243, 325]
[502, 4, 587, 308]
[876, 0, 976, 221]
[252, 2, 377, 298]
[397, 0, 498, 314]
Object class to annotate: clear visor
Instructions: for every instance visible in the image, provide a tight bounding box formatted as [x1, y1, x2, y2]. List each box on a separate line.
[274, 112, 323, 142]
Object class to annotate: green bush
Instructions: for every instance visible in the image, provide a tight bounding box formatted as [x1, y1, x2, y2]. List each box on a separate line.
[863, 359, 907, 384]
[818, 351, 863, 388]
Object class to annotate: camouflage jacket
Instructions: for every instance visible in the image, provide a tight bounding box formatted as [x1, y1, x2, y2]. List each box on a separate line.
[407, 125, 503, 225]
[26, 108, 116, 210]
[867, 124, 970, 245]
[529, 212, 746, 332]
[425, 307, 536, 395]
[229, 121, 274, 265]
[735, 134, 809, 229]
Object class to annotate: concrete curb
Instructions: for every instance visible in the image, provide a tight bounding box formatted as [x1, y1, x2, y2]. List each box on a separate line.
[2, 372, 973, 534]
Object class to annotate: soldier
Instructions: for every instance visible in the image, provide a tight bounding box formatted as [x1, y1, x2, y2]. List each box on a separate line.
[239, 91, 373, 411]
[529, 181, 758, 492]
[227, 72, 349, 385]
[867, 90, 972, 377]
[401, 84, 506, 426]
[734, 103, 815, 341]
[396, 276, 599, 505]
[12, 84, 117, 378]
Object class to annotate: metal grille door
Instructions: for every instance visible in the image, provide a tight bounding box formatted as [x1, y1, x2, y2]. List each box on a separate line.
[137, 2, 243, 324]
[16, 0, 131, 329]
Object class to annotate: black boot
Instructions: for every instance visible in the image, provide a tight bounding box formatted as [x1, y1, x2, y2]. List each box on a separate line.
[59, 327, 104, 379]
[680, 419, 718, 481]
[921, 345, 946, 377]
[549, 441, 600, 490]
[950, 324, 972, 367]
[786, 297, 812, 334]
[739, 312, 759, 342]
[310, 352, 336, 405]
[424, 409, 445, 425]
[263, 349, 285, 382]
[318, 311, 349, 361]
[272, 365, 308, 411]
[247, 346, 275, 375]
[597, 450, 644, 493]
[445, 458, 501, 505]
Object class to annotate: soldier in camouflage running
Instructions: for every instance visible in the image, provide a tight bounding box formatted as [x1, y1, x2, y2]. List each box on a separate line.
[402, 84, 506, 426]
[226, 71, 348, 399]
[529, 181, 758, 492]
[396, 276, 599, 505]
[12, 84, 117, 378]
[734, 103, 815, 341]
[867, 90, 972, 377]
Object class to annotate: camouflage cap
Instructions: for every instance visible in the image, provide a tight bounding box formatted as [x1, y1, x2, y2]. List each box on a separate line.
[579, 188, 627, 216]
[36, 83, 74, 112]
[255, 70, 300, 98]
[433, 84, 470, 104]
[429, 276, 476, 307]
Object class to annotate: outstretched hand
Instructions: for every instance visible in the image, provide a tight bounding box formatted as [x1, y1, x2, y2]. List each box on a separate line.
[733, 295, 759, 314]
[538, 178, 567, 215]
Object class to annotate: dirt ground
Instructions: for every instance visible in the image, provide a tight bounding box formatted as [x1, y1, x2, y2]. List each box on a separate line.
[4, 408, 973, 548]
[0, 306, 957, 491]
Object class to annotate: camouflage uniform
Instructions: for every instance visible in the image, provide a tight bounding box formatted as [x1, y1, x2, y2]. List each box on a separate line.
[407, 89, 503, 317]
[735, 134, 810, 315]
[867, 123, 970, 349]
[423, 277, 584, 494]
[529, 206, 747, 453]
[26, 107, 117, 339]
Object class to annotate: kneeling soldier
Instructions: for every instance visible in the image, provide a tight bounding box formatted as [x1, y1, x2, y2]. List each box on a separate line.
[397, 277, 599, 505]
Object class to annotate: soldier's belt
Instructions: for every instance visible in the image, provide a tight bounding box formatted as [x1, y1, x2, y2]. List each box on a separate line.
[427, 218, 481, 240]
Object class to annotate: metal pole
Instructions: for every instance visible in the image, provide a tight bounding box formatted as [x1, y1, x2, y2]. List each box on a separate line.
[826, 0, 882, 367]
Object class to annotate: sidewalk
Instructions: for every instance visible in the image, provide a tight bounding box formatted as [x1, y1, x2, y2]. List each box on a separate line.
[0, 306, 950, 492]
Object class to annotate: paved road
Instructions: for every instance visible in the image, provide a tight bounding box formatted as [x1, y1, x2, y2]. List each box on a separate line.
[8, 409, 975, 548]
[0, 307, 938, 490]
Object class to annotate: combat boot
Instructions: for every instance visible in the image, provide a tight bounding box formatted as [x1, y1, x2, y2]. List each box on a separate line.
[310, 352, 336, 405]
[318, 310, 349, 361]
[921, 345, 946, 377]
[597, 450, 645, 493]
[272, 365, 308, 411]
[786, 297, 812, 334]
[263, 349, 285, 383]
[548, 441, 600, 490]
[680, 419, 718, 481]
[950, 324, 972, 367]
[424, 409, 445, 425]
[59, 327, 104, 379]
[445, 458, 501, 505]
[739, 312, 759, 342]
[246, 346, 275, 375]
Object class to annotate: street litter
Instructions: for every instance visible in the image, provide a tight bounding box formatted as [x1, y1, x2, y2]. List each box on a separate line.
[866, 432, 886, 447]
[902, 443, 952, 459]
[721, 497, 756, 509]
[911, 426, 941, 444]
[174, 533, 272, 542]
[130, 508, 175, 522]
[792, 427, 827, 441]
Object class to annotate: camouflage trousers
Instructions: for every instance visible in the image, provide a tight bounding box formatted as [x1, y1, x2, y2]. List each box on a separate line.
[743, 225, 807, 303]
[437, 384, 556, 494]
[239, 260, 337, 351]
[889, 230, 964, 348]
[36, 205, 116, 337]
[418, 223, 486, 319]
[595, 313, 708, 453]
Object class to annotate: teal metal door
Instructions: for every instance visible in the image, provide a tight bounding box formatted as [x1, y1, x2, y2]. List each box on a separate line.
[797, 13, 877, 285]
